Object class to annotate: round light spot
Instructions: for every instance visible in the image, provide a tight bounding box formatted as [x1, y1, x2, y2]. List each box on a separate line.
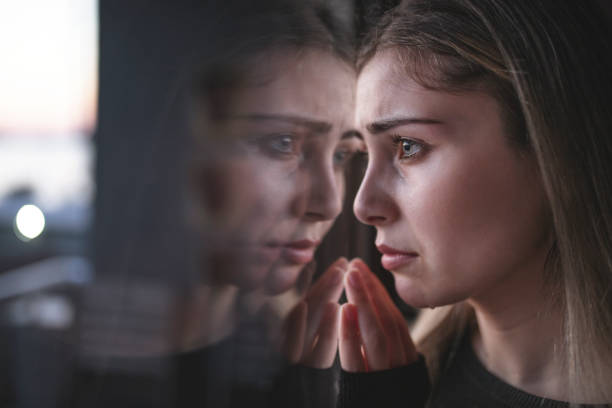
[15, 204, 46, 240]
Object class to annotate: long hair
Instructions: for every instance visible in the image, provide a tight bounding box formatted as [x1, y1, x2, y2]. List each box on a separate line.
[359, 0, 612, 401]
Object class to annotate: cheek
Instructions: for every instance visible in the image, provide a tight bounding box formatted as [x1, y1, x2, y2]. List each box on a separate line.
[204, 159, 298, 239]
[403, 151, 550, 303]
[198, 161, 256, 224]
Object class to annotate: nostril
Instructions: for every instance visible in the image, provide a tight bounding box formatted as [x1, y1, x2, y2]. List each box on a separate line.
[366, 215, 387, 225]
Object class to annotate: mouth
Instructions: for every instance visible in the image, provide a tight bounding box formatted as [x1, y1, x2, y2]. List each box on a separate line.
[376, 244, 419, 271]
[265, 239, 320, 265]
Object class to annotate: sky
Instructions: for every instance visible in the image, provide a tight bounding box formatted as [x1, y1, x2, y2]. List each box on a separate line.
[0, 0, 97, 209]
[0, 137, 93, 209]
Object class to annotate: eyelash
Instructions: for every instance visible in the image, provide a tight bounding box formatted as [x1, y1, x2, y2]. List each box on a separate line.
[390, 135, 426, 160]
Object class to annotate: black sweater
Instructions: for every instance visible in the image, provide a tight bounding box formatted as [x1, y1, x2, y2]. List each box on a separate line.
[338, 337, 609, 408]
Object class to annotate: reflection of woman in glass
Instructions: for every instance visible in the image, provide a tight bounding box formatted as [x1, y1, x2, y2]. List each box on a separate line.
[337, 0, 612, 406]
[192, 45, 356, 296]
[178, 2, 359, 406]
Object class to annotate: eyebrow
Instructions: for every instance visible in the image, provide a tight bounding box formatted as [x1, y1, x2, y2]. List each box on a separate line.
[366, 117, 444, 134]
[230, 113, 333, 133]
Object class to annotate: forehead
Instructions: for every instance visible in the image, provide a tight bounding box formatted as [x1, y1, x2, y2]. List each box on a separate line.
[356, 51, 436, 121]
[355, 50, 501, 132]
[356, 50, 409, 114]
[230, 49, 356, 129]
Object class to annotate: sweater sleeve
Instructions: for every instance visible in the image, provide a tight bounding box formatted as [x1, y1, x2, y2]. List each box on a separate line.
[338, 354, 430, 408]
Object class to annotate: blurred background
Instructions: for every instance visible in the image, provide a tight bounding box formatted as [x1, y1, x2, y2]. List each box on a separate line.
[0, 0, 95, 274]
[0, 1, 97, 405]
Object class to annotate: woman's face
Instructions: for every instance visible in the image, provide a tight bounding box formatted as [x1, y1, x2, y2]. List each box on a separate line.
[354, 51, 552, 308]
[198, 49, 358, 295]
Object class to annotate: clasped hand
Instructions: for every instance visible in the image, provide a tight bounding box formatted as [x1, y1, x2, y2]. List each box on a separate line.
[282, 258, 418, 371]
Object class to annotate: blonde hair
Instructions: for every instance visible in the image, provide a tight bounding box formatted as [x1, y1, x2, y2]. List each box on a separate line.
[360, 0, 612, 402]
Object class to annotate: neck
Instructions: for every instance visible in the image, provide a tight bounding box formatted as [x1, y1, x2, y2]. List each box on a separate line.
[468, 247, 568, 400]
[177, 285, 300, 352]
[178, 284, 239, 351]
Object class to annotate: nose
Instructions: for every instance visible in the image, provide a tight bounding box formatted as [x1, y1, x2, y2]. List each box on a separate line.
[294, 159, 342, 222]
[353, 160, 399, 226]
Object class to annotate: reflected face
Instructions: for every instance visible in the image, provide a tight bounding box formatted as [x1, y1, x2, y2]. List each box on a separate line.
[354, 51, 552, 308]
[198, 49, 358, 294]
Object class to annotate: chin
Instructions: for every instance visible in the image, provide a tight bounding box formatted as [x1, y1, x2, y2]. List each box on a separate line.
[209, 250, 272, 290]
[394, 274, 467, 309]
[394, 275, 427, 307]
[230, 266, 270, 292]
[263, 264, 302, 295]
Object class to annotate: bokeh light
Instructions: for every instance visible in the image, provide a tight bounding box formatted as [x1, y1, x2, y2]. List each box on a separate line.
[14, 204, 46, 240]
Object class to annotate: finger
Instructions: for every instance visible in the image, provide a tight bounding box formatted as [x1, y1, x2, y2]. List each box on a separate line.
[338, 303, 366, 372]
[282, 301, 307, 364]
[345, 268, 389, 371]
[294, 261, 317, 295]
[303, 258, 347, 351]
[302, 302, 339, 368]
[344, 264, 370, 306]
[352, 259, 406, 367]
[352, 259, 419, 366]
[305, 257, 348, 302]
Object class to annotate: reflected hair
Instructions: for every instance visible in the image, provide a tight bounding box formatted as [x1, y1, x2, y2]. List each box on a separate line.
[359, 0, 612, 402]
[192, 0, 355, 122]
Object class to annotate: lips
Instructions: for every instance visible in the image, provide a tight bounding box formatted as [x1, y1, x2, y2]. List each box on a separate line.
[265, 239, 320, 265]
[376, 244, 418, 271]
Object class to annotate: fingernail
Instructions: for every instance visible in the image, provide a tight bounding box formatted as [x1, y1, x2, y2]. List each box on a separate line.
[350, 258, 366, 272]
[347, 269, 361, 290]
[335, 257, 349, 271]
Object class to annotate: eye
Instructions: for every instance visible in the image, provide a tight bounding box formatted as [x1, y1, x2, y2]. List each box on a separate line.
[392, 136, 424, 160]
[255, 134, 300, 158]
[267, 134, 295, 154]
[333, 148, 350, 167]
[333, 137, 367, 168]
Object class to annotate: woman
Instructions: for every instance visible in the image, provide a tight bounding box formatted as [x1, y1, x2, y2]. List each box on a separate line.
[338, 0, 612, 406]
[179, 2, 360, 406]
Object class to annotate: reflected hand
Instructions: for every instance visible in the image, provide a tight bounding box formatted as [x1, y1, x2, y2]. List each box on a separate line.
[282, 257, 348, 368]
[339, 258, 418, 372]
